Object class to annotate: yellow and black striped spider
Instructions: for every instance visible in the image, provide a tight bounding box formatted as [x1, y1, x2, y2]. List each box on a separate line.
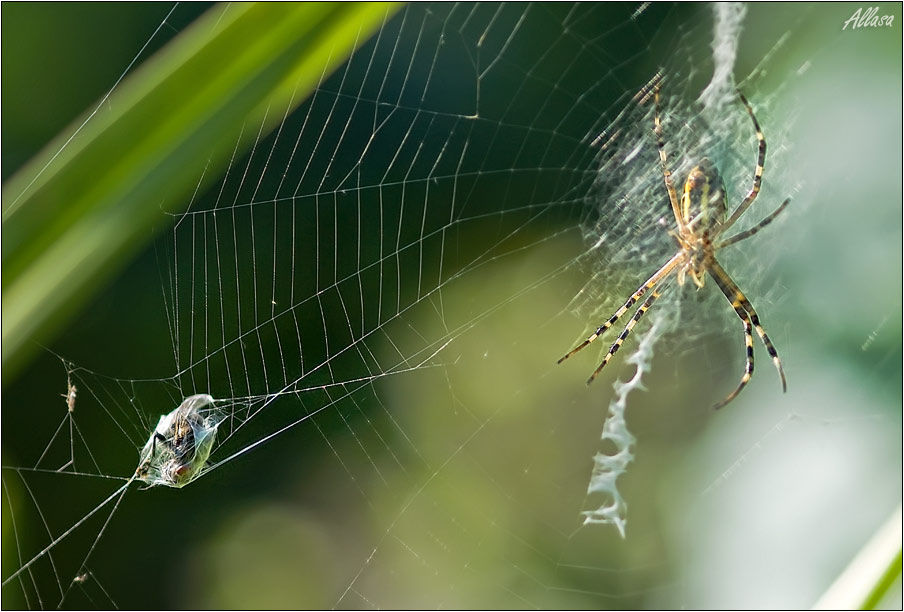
[559, 85, 789, 409]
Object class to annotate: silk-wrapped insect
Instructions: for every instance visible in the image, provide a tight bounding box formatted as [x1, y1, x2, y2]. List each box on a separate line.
[135, 394, 224, 488]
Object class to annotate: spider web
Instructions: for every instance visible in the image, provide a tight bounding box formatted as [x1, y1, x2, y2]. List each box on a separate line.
[3, 3, 902, 609]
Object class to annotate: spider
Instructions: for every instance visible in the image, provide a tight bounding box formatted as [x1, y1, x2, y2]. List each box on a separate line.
[559, 85, 790, 409]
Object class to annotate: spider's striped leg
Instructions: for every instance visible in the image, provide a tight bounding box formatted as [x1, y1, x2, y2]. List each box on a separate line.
[709, 260, 787, 399]
[587, 286, 665, 385]
[654, 86, 685, 232]
[712, 303, 755, 410]
[720, 91, 767, 234]
[558, 252, 682, 364]
[718, 198, 790, 249]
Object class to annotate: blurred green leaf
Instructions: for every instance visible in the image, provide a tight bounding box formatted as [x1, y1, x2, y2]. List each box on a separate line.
[814, 505, 903, 610]
[1, 1, 400, 381]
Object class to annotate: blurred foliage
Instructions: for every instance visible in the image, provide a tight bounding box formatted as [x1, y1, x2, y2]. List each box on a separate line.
[1, 2, 399, 380]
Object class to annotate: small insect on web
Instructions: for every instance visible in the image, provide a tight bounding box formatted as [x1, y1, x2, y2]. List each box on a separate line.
[63, 375, 77, 413]
[135, 394, 226, 488]
[559, 82, 790, 409]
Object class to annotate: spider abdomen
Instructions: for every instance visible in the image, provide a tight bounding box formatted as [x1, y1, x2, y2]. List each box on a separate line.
[681, 158, 727, 232]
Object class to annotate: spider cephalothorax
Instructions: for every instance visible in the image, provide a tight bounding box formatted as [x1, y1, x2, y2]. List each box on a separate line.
[560, 84, 789, 409]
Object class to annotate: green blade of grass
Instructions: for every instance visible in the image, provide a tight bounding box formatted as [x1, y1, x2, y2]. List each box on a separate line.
[2, 2, 400, 381]
[813, 505, 903, 610]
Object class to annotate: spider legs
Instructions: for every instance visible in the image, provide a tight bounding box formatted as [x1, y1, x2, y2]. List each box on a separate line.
[587, 286, 664, 385]
[556, 293, 643, 365]
[721, 90, 768, 233]
[712, 301, 755, 409]
[654, 85, 685, 232]
[558, 253, 681, 365]
[749, 312, 787, 390]
[718, 198, 790, 248]
[709, 260, 787, 408]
